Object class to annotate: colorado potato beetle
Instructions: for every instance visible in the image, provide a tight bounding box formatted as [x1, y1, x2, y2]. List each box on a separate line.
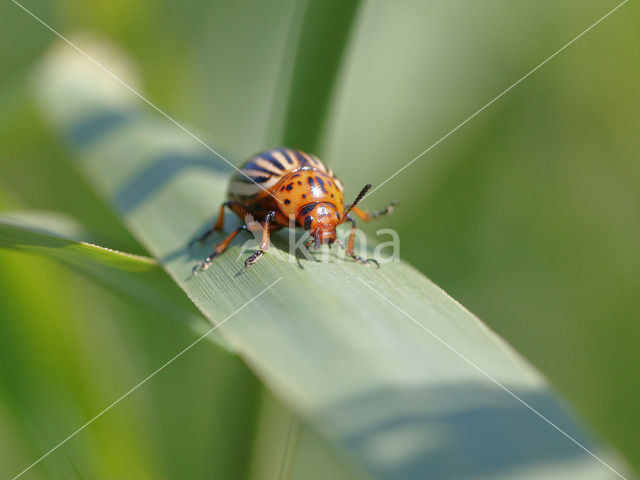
[192, 147, 397, 273]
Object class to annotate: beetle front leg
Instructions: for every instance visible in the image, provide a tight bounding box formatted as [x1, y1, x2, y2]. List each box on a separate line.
[193, 224, 249, 274]
[344, 214, 379, 268]
[245, 211, 275, 268]
[348, 201, 399, 222]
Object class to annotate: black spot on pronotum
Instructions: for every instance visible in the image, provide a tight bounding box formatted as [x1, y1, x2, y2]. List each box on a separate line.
[307, 177, 315, 186]
[284, 199, 291, 205]
[300, 202, 318, 216]
[304, 216, 313, 230]
[298, 181, 302, 185]
[302, 194, 306, 199]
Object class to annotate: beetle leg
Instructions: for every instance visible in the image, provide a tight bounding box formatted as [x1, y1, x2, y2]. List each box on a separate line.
[304, 238, 314, 249]
[190, 201, 249, 247]
[344, 214, 379, 268]
[348, 201, 399, 222]
[193, 224, 248, 275]
[245, 211, 275, 267]
[349, 253, 379, 268]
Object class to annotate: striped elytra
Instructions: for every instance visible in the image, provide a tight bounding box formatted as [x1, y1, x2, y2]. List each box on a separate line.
[192, 147, 397, 272]
[229, 147, 343, 202]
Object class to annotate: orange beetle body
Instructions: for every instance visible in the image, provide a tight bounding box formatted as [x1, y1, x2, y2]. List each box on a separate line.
[192, 148, 396, 272]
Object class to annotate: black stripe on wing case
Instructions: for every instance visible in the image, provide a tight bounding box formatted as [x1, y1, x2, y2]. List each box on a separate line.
[260, 151, 286, 171]
[244, 161, 276, 176]
[235, 174, 271, 183]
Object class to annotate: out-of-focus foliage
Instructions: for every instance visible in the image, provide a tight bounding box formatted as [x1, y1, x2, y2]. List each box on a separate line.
[0, 0, 638, 478]
[37, 35, 627, 480]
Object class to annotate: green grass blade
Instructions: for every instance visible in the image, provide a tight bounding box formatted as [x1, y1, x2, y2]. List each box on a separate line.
[0, 210, 157, 269]
[32, 38, 632, 480]
[0, 210, 231, 350]
[278, 0, 362, 152]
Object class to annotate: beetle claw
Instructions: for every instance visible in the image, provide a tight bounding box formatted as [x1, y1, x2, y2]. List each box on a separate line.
[371, 200, 400, 218]
[350, 254, 380, 268]
[244, 250, 264, 268]
[192, 254, 217, 275]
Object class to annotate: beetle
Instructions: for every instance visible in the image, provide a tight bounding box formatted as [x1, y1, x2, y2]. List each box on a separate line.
[191, 147, 397, 273]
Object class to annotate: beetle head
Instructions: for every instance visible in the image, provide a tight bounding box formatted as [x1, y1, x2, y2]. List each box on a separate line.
[297, 202, 339, 248]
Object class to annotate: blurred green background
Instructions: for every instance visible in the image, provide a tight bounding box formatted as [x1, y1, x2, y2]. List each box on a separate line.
[1, 0, 638, 478]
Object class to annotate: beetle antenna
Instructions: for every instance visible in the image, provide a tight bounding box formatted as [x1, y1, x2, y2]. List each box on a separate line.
[343, 184, 372, 220]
